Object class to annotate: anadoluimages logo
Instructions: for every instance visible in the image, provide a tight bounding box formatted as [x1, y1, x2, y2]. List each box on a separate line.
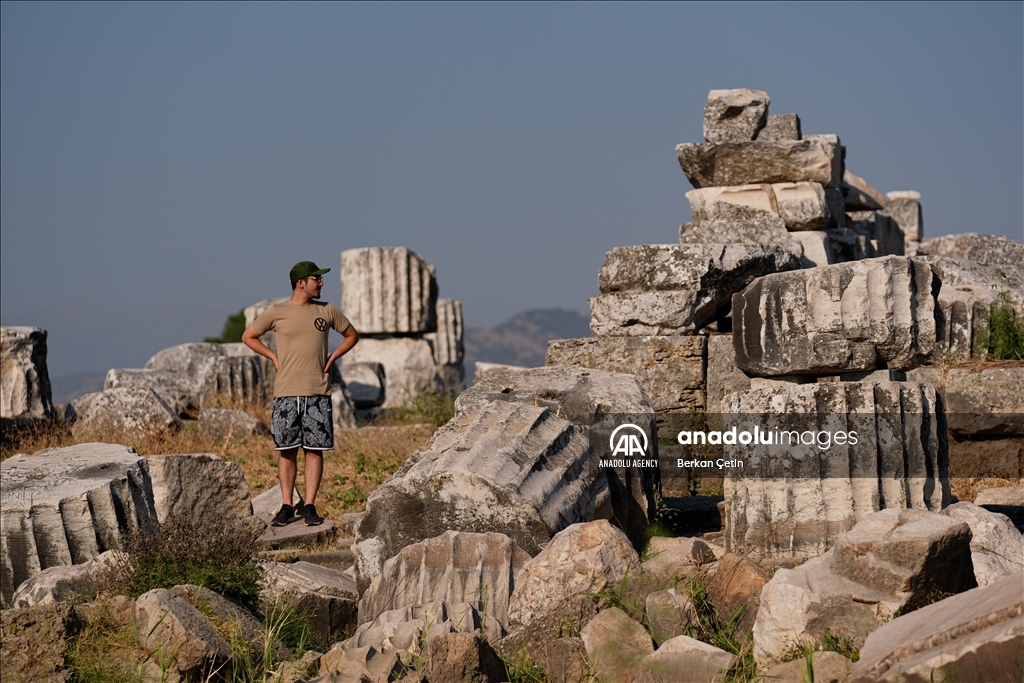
[609, 423, 649, 457]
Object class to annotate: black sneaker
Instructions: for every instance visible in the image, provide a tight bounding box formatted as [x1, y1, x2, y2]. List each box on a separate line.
[302, 504, 324, 526]
[271, 504, 295, 527]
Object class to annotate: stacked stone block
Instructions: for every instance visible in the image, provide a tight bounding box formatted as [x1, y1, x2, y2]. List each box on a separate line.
[341, 247, 465, 408]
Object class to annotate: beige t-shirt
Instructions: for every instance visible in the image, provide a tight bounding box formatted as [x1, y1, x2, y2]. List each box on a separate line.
[251, 301, 351, 397]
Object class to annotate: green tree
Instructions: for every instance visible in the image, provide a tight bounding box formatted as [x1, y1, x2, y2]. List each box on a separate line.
[205, 309, 247, 343]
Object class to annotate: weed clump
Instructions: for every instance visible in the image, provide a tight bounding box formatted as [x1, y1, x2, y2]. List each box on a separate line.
[984, 295, 1024, 360]
[378, 391, 457, 429]
[113, 514, 263, 610]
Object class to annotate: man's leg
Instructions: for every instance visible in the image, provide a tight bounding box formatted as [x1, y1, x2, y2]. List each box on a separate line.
[278, 447, 300, 506]
[304, 449, 323, 505]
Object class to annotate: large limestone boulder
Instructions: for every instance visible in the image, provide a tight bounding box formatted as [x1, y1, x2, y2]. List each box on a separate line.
[645, 588, 698, 646]
[145, 453, 253, 525]
[103, 368, 201, 417]
[918, 232, 1024, 268]
[358, 531, 530, 636]
[733, 256, 940, 376]
[940, 502, 1024, 587]
[429, 297, 467, 393]
[975, 485, 1024, 529]
[340, 361, 386, 408]
[753, 509, 976, 668]
[67, 387, 181, 438]
[706, 334, 750, 410]
[324, 599, 496, 678]
[640, 635, 737, 683]
[353, 401, 604, 586]
[455, 365, 659, 545]
[10, 550, 120, 609]
[703, 88, 770, 143]
[0, 443, 156, 607]
[676, 138, 843, 189]
[107, 343, 271, 417]
[1, 326, 54, 420]
[507, 520, 641, 628]
[843, 171, 888, 211]
[686, 182, 832, 232]
[678, 204, 805, 258]
[882, 190, 922, 242]
[848, 571, 1024, 683]
[846, 211, 905, 257]
[579, 607, 654, 682]
[197, 408, 269, 441]
[758, 112, 801, 141]
[473, 361, 529, 384]
[721, 382, 951, 562]
[344, 336, 441, 409]
[431, 297, 464, 366]
[545, 335, 706, 432]
[145, 342, 227, 375]
[261, 561, 359, 644]
[939, 364, 1024, 436]
[773, 181, 831, 231]
[686, 184, 777, 222]
[134, 588, 231, 677]
[341, 246, 438, 334]
[915, 255, 1024, 362]
[590, 244, 801, 336]
[171, 583, 288, 663]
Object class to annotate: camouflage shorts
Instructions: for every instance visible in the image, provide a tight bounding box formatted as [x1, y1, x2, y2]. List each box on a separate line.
[271, 395, 334, 451]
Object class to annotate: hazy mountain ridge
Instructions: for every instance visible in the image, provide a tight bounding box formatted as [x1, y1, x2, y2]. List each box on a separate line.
[463, 308, 591, 376]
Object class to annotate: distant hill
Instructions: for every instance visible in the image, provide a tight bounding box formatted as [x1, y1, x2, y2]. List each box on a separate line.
[463, 308, 591, 384]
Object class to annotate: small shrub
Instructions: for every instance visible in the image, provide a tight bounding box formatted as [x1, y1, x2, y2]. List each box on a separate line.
[820, 625, 860, 662]
[205, 309, 247, 344]
[985, 297, 1024, 360]
[680, 574, 760, 683]
[262, 602, 324, 656]
[113, 513, 263, 610]
[500, 649, 550, 683]
[65, 597, 147, 683]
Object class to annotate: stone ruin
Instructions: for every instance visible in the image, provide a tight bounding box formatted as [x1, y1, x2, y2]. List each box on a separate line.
[546, 87, 1024, 567]
[1, 88, 1022, 682]
[340, 246, 466, 411]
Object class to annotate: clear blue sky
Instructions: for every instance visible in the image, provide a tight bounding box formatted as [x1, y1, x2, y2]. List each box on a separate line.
[2, 2, 1022, 379]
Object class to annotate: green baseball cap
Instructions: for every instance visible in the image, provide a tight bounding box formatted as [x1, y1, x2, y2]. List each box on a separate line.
[289, 261, 331, 285]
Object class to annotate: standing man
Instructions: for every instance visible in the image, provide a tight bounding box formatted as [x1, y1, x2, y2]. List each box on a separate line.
[242, 261, 359, 526]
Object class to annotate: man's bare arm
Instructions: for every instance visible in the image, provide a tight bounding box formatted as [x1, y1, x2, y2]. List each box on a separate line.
[241, 326, 280, 372]
[324, 325, 359, 373]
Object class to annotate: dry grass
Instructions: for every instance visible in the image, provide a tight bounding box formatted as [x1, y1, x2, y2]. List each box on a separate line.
[950, 476, 1019, 504]
[1, 398, 435, 527]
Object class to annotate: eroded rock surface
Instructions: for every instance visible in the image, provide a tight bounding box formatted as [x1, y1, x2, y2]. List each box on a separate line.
[508, 521, 640, 628]
[733, 256, 940, 376]
[1, 443, 156, 607]
[341, 246, 438, 334]
[753, 509, 976, 668]
[1, 326, 54, 420]
[703, 88, 770, 143]
[358, 531, 530, 635]
[354, 401, 604, 586]
[848, 571, 1023, 683]
[590, 244, 801, 336]
[721, 382, 951, 562]
[676, 138, 843, 189]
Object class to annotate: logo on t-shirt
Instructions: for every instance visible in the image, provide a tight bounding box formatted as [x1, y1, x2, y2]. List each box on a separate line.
[314, 318, 329, 331]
